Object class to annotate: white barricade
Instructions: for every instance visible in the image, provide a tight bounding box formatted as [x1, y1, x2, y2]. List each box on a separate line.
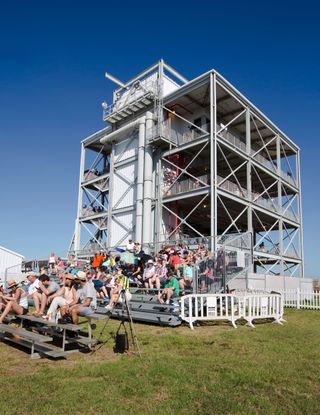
[240, 294, 284, 327]
[180, 293, 284, 329]
[180, 294, 239, 330]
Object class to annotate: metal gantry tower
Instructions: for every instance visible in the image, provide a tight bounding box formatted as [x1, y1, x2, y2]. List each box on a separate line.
[71, 60, 304, 278]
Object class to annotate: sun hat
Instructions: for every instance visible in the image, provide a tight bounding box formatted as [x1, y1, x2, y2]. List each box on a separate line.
[7, 279, 18, 289]
[75, 271, 86, 281]
[65, 273, 76, 280]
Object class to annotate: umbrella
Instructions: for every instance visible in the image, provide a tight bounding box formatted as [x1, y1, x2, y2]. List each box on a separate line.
[120, 251, 136, 265]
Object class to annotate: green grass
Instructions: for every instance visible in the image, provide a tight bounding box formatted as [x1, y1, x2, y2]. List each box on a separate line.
[0, 309, 319, 415]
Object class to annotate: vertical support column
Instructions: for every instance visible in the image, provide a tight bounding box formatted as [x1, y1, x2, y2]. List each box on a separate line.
[210, 72, 217, 253]
[135, 116, 146, 244]
[107, 143, 115, 248]
[154, 154, 163, 253]
[277, 135, 284, 275]
[297, 149, 304, 277]
[246, 108, 253, 274]
[74, 142, 86, 255]
[142, 112, 154, 249]
[158, 59, 164, 138]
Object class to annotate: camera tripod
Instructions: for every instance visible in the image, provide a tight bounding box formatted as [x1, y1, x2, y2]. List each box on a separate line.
[93, 290, 141, 357]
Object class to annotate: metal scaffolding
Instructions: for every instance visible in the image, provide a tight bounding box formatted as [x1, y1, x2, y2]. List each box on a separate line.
[70, 60, 304, 278]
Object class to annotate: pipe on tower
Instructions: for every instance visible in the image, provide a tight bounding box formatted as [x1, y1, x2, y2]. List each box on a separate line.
[135, 116, 146, 243]
[142, 111, 154, 248]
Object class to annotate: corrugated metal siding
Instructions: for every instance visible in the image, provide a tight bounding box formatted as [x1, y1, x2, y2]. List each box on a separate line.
[114, 135, 138, 163]
[163, 75, 179, 97]
[112, 161, 137, 209]
[110, 211, 134, 247]
[0, 247, 24, 283]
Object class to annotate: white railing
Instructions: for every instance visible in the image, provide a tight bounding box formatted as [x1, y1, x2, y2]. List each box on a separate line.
[234, 289, 320, 310]
[163, 174, 210, 196]
[240, 294, 283, 327]
[180, 293, 284, 329]
[278, 289, 320, 310]
[217, 175, 247, 198]
[217, 175, 298, 223]
[103, 77, 157, 118]
[218, 128, 297, 187]
[180, 294, 240, 329]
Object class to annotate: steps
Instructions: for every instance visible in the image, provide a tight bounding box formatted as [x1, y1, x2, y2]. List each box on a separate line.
[96, 291, 182, 327]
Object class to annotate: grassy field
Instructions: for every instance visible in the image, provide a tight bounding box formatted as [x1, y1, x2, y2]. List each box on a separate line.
[0, 309, 319, 415]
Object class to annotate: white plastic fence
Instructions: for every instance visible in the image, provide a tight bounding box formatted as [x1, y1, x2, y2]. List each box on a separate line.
[279, 289, 320, 310]
[180, 293, 283, 329]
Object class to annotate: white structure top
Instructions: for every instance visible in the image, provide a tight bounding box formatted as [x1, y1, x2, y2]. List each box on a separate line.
[0, 245, 24, 284]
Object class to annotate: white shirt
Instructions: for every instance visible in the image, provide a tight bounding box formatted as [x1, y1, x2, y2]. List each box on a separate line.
[126, 242, 135, 252]
[28, 279, 40, 295]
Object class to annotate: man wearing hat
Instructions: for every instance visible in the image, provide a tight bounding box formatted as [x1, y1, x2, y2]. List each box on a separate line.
[0, 280, 28, 323]
[68, 270, 97, 324]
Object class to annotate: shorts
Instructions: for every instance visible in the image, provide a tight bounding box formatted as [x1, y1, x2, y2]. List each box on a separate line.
[78, 307, 95, 316]
[93, 280, 103, 291]
[22, 307, 28, 315]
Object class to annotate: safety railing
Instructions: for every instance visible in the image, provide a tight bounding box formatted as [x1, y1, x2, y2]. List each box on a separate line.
[277, 289, 320, 310]
[217, 175, 247, 198]
[180, 292, 284, 329]
[103, 77, 157, 118]
[180, 294, 240, 329]
[161, 119, 210, 147]
[81, 207, 106, 218]
[240, 294, 283, 327]
[163, 174, 210, 197]
[82, 170, 110, 184]
[217, 127, 297, 187]
[217, 175, 298, 222]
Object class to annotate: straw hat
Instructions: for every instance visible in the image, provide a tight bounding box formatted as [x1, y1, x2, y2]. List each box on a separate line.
[76, 271, 86, 281]
[7, 280, 18, 289]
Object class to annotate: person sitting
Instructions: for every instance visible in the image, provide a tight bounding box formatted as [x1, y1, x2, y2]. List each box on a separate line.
[143, 259, 155, 289]
[91, 251, 104, 270]
[68, 271, 97, 324]
[131, 259, 144, 286]
[91, 269, 109, 303]
[105, 268, 131, 310]
[43, 274, 78, 321]
[25, 272, 41, 316]
[0, 280, 28, 323]
[179, 263, 193, 295]
[158, 272, 180, 304]
[33, 274, 60, 317]
[149, 258, 167, 290]
[126, 239, 135, 253]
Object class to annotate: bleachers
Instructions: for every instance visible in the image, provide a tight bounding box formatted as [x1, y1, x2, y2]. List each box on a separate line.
[95, 289, 182, 327]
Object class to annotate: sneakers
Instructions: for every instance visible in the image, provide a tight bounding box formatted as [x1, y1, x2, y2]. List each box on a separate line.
[42, 313, 54, 322]
[104, 304, 113, 310]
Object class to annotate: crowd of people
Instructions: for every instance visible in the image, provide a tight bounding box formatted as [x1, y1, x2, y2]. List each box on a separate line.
[0, 240, 225, 325]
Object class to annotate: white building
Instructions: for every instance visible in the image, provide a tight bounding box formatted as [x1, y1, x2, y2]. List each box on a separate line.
[0, 245, 24, 285]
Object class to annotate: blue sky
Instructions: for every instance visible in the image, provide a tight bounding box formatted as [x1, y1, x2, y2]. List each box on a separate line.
[0, 0, 319, 277]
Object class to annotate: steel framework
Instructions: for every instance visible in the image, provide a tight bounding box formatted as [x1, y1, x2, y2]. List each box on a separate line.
[70, 60, 304, 278]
